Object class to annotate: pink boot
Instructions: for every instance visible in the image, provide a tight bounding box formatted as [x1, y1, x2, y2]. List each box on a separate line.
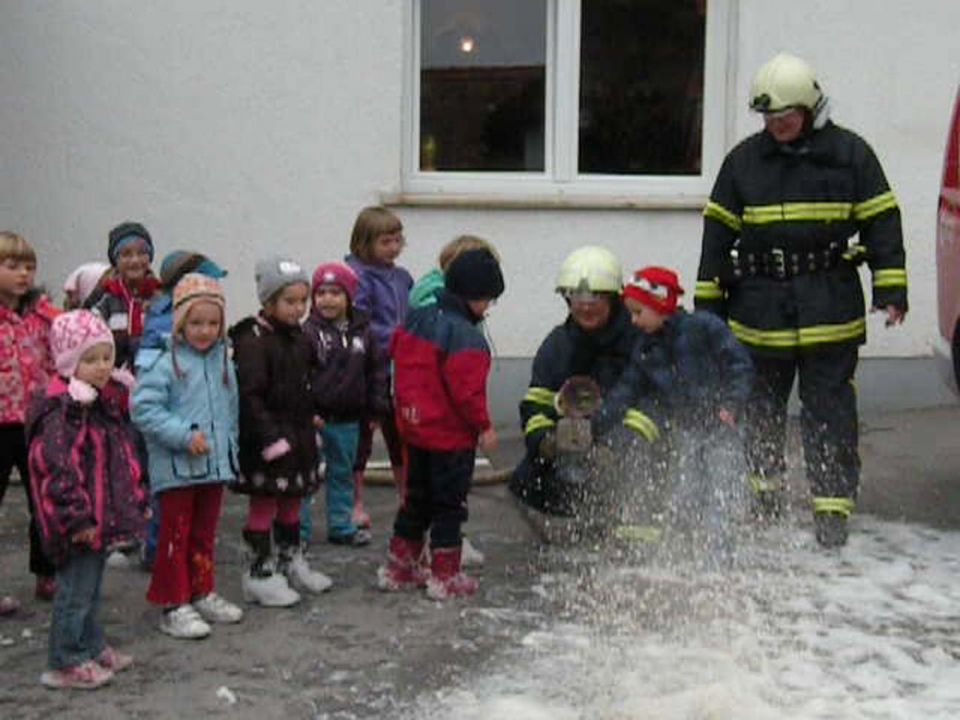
[426, 546, 478, 600]
[352, 471, 371, 529]
[377, 536, 428, 591]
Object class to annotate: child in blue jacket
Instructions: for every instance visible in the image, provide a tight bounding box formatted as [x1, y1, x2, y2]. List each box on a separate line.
[595, 266, 754, 560]
[132, 274, 243, 640]
[135, 250, 227, 570]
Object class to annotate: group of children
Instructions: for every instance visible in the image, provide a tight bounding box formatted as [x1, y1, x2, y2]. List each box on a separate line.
[0, 208, 506, 690]
[1, 205, 755, 691]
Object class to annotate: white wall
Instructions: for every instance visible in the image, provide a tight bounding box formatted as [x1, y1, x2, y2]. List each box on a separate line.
[1, 1, 958, 359]
[0, 0, 406, 322]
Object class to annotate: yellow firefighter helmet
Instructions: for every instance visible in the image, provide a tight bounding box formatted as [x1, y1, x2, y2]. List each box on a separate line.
[749, 52, 824, 113]
[555, 246, 623, 295]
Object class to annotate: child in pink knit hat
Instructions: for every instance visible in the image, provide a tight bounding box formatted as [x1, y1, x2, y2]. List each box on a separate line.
[26, 310, 148, 690]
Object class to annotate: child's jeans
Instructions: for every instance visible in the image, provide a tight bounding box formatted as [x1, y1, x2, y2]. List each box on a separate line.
[49, 549, 106, 670]
[147, 483, 224, 606]
[302, 422, 360, 543]
[142, 493, 160, 566]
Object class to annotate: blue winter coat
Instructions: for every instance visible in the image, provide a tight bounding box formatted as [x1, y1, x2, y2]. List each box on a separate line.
[595, 309, 754, 436]
[345, 254, 414, 354]
[131, 339, 239, 495]
[134, 292, 173, 372]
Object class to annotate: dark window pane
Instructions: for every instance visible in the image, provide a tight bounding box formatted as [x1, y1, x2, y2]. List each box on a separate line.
[420, 0, 546, 172]
[579, 0, 706, 175]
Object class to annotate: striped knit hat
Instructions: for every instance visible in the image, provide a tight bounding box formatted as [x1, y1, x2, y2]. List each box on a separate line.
[173, 273, 226, 335]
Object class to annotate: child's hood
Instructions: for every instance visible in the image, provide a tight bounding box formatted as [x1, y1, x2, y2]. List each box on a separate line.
[24, 375, 127, 439]
[228, 313, 291, 345]
[0, 289, 59, 323]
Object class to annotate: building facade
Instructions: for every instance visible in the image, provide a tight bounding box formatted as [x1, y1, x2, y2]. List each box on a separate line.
[1, 1, 958, 420]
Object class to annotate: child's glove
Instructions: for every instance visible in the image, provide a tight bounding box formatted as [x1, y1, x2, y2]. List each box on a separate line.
[68, 377, 99, 405]
[261, 438, 292, 462]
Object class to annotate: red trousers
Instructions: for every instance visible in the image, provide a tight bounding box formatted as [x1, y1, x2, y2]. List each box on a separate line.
[147, 483, 224, 607]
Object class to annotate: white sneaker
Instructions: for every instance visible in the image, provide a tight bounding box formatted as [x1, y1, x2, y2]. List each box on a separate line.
[106, 550, 131, 569]
[283, 552, 333, 594]
[460, 536, 485, 567]
[193, 593, 244, 624]
[160, 604, 211, 639]
[241, 571, 301, 607]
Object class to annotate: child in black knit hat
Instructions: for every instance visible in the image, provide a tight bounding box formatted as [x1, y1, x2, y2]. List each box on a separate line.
[87, 221, 161, 370]
[378, 247, 505, 600]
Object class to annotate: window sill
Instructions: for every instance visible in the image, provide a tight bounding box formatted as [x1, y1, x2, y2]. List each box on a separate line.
[380, 191, 708, 211]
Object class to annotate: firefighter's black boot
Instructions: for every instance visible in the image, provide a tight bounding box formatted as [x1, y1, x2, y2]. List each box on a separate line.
[814, 512, 849, 548]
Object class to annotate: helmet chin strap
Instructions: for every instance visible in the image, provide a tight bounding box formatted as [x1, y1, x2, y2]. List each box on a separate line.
[812, 95, 831, 130]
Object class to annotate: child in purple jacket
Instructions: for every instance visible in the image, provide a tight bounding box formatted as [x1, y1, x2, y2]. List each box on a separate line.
[344, 206, 413, 529]
[26, 311, 148, 690]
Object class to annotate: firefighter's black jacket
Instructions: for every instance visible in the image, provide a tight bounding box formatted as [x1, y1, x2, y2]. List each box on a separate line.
[694, 121, 907, 356]
[518, 300, 638, 456]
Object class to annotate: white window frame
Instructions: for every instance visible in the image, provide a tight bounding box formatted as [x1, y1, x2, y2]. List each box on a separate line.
[397, 0, 735, 207]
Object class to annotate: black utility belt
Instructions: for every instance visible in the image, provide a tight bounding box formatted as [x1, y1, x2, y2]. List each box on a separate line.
[730, 243, 846, 280]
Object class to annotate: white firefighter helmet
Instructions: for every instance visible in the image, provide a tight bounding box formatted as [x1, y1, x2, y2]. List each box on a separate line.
[749, 52, 825, 114]
[555, 246, 623, 295]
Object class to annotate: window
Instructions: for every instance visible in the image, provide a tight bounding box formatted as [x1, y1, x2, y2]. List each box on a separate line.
[401, 0, 731, 205]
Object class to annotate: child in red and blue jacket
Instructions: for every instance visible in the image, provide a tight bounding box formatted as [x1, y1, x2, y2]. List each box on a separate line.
[378, 247, 504, 600]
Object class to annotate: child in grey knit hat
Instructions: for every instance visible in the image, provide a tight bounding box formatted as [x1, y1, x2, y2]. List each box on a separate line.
[227, 255, 331, 608]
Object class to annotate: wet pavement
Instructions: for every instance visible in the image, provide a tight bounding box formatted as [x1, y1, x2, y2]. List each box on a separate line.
[1, 405, 959, 719]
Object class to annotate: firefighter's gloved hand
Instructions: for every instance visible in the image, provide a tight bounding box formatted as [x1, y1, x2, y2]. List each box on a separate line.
[538, 431, 557, 460]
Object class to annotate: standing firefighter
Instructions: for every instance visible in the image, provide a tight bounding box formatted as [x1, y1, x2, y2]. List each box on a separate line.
[694, 53, 907, 547]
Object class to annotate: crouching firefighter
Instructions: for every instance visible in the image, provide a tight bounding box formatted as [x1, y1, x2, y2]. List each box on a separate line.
[509, 246, 661, 539]
[694, 53, 907, 547]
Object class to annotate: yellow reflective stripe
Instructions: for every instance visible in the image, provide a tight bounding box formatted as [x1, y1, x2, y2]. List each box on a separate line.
[704, 201, 742, 232]
[742, 202, 853, 225]
[729, 320, 799, 348]
[797, 318, 866, 345]
[729, 318, 866, 349]
[813, 496, 855, 517]
[746, 473, 782, 494]
[873, 268, 907, 288]
[695, 280, 724, 300]
[842, 243, 868, 261]
[623, 408, 660, 442]
[524, 414, 556, 435]
[613, 524, 662, 544]
[523, 387, 556, 408]
[852, 191, 898, 221]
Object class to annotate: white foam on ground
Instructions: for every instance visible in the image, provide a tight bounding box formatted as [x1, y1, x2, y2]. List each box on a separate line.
[415, 516, 960, 720]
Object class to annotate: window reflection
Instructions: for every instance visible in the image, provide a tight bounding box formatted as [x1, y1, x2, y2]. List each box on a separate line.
[420, 0, 547, 172]
[579, 0, 706, 175]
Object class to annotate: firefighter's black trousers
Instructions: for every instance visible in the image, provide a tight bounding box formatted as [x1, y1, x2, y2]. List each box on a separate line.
[745, 346, 860, 501]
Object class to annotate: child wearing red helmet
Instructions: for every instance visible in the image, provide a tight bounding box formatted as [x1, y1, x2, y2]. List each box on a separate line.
[596, 266, 754, 563]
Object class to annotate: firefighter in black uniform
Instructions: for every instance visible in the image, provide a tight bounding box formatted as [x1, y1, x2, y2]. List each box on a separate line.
[509, 246, 657, 525]
[694, 53, 908, 547]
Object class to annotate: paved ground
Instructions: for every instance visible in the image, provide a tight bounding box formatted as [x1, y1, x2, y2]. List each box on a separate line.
[0, 405, 958, 719]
